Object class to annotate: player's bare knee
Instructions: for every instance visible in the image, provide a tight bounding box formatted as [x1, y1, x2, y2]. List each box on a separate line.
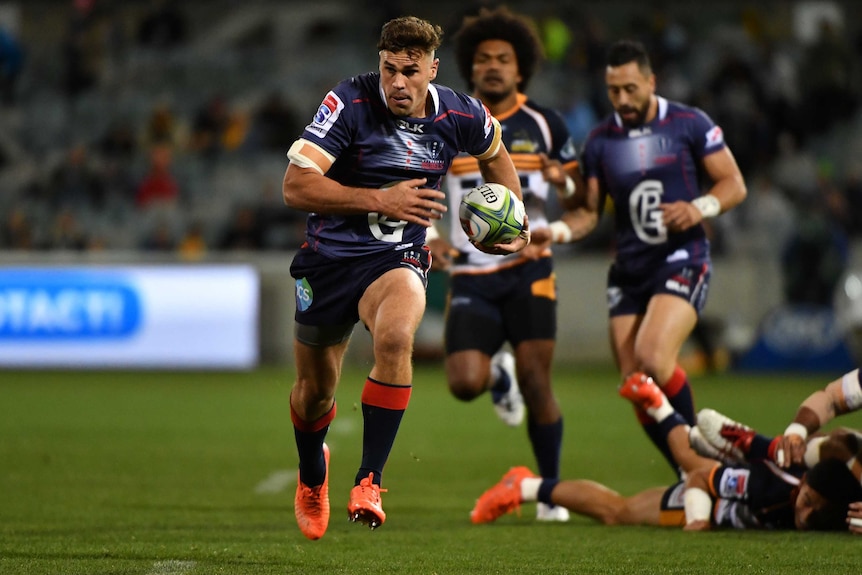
[448, 374, 484, 401]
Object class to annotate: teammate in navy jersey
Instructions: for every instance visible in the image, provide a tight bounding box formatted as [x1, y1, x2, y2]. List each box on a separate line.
[427, 8, 584, 522]
[567, 40, 747, 475]
[471, 374, 861, 532]
[282, 16, 529, 541]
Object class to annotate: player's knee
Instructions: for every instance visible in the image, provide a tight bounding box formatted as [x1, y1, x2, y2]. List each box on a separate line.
[447, 374, 484, 401]
[372, 324, 415, 362]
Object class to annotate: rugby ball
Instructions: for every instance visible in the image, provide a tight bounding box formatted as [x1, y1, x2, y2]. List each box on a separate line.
[458, 183, 525, 246]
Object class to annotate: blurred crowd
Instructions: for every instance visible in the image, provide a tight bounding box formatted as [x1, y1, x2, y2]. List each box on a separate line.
[0, 0, 861, 306]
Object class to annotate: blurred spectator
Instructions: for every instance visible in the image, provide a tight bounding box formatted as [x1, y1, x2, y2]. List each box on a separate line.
[189, 95, 229, 158]
[798, 18, 860, 136]
[0, 23, 23, 106]
[99, 118, 137, 160]
[135, 144, 179, 208]
[771, 131, 819, 204]
[1, 208, 36, 249]
[137, 0, 188, 50]
[244, 91, 302, 152]
[177, 220, 207, 260]
[739, 174, 795, 258]
[61, 0, 105, 101]
[49, 143, 106, 211]
[50, 209, 88, 250]
[781, 198, 849, 307]
[141, 100, 186, 149]
[842, 164, 862, 238]
[217, 206, 263, 251]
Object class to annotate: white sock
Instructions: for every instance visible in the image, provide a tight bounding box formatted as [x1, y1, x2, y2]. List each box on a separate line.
[520, 477, 541, 502]
[651, 398, 674, 423]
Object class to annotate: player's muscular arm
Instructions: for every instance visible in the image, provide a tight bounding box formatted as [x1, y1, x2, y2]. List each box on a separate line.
[283, 141, 446, 226]
[661, 147, 747, 232]
[563, 176, 601, 241]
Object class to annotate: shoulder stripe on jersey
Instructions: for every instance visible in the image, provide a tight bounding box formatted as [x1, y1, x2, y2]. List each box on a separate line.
[473, 117, 503, 161]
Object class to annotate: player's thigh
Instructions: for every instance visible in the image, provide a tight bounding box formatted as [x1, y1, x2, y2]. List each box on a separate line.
[609, 314, 642, 375]
[636, 294, 698, 366]
[619, 486, 669, 526]
[359, 266, 428, 341]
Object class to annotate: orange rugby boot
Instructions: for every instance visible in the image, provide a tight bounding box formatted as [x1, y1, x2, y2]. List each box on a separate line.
[294, 443, 330, 540]
[470, 466, 537, 524]
[347, 473, 387, 529]
[618, 372, 665, 413]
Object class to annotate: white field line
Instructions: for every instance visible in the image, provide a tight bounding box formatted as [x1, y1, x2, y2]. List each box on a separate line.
[255, 470, 296, 494]
[146, 560, 196, 575]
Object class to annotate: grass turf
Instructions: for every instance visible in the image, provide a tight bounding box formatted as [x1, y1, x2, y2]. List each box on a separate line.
[2, 364, 860, 574]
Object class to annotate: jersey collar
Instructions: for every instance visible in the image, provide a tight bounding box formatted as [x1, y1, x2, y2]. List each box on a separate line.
[377, 82, 441, 118]
[613, 95, 668, 127]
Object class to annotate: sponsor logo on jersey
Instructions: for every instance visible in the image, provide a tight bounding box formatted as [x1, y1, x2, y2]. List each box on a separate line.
[308, 91, 344, 138]
[395, 119, 425, 133]
[628, 127, 652, 137]
[450, 296, 472, 307]
[705, 125, 724, 148]
[295, 277, 313, 312]
[0, 275, 141, 339]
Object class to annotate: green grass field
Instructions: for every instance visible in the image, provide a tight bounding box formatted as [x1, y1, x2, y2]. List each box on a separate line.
[2, 364, 861, 574]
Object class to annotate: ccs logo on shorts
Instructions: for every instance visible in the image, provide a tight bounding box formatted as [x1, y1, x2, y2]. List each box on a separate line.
[295, 278, 313, 311]
[0, 271, 141, 339]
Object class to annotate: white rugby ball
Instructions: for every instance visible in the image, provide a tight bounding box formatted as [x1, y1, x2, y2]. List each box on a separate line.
[458, 183, 525, 246]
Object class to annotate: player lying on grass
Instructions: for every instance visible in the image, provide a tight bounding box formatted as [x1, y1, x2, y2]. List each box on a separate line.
[471, 373, 862, 531]
[689, 368, 862, 533]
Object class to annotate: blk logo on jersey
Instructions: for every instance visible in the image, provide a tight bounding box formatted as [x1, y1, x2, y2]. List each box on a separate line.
[295, 277, 313, 312]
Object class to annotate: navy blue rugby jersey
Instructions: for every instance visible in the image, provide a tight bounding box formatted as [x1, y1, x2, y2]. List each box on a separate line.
[581, 96, 725, 275]
[711, 460, 802, 530]
[296, 72, 500, 259]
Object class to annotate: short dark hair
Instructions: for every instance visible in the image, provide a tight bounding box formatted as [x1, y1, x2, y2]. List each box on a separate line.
[805, 458, 862, 531]
[606, 39, 652, 75]
[378, 16, 443, 59]
[453, 7, 543, 92]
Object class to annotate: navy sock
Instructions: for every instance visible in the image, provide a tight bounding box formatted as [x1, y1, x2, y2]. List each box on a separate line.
[528, 417, 563, 479]
[664, 380, 695, 426]
[354, 379, 412, 486]
[537, 478, 560, 505]
[294, 426, 328, 487]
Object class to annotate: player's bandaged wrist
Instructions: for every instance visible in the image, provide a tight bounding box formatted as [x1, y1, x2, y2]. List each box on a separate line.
[684, 487, 712, 524]
[692, 194, 720, 218]
[425, 224, 440, 242]
[549, 220, 573, 243]
[784, 422, 808, 441]
[560, 176, 576, 199]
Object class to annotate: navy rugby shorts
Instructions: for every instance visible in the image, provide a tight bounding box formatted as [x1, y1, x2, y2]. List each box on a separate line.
[291, 245, 431, 346]
[445, 257, 556, 355]
[607, 261, 711, 317]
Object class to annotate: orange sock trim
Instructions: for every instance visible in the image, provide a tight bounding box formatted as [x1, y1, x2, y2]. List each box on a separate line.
[661, 366, 687, 398]
[361, 378, 412, 410]
[291, 402, 336, 433]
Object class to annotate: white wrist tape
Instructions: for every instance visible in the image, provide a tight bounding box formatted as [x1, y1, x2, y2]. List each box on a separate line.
[684, 487, 712, 524]
[425, 224, 440, 242]
[560, 176, 576, 199]
[692, 194, 720, 218]
[784, 422, 808, 441]
[549, 220, 573, 243]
